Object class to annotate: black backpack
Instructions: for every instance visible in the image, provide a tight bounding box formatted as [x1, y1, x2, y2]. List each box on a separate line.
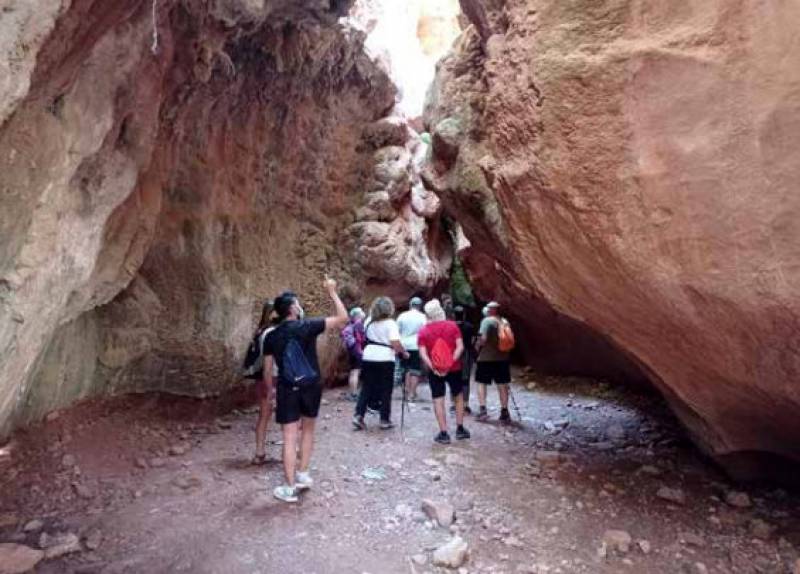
[242, 328, 268, 380]
[280, 332, 320, 388]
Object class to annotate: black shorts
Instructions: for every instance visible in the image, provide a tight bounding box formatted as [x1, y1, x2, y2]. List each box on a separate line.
[275, 382, 323, 424]
[475, 361, 511, 385]
[400, 350, 421, 374]
[429, 371, 464, 399]
[348, 351, 362, 371]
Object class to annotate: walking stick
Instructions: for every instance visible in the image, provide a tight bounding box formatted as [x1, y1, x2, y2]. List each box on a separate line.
[508, 386, 523, 423]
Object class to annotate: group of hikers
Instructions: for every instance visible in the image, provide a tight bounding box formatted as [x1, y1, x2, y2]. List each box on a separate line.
[243, 277, 515, 503]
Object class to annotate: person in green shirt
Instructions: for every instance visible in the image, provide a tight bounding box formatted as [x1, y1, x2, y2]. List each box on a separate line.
[475, 301, 511, 422]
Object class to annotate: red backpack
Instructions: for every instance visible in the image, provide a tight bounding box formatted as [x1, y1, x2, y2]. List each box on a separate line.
[430, 338, 454, 373]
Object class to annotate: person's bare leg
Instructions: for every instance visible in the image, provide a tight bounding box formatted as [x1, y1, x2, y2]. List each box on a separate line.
[478, 382, 488, 408]
[281, 422, 299, 486]
[255, 396, 272, 457]
[498, 383, 510, 409]
[454, 392, 465, 427]
[406, 372, 419, 399]
[433, 397, 447, 432]
[298, 417, 316, 472]
[348, 368, 360, 395]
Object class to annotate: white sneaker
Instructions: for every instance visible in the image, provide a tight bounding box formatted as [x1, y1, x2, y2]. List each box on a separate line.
[295, 471, 313, 491]
[273, 484, 298, 503]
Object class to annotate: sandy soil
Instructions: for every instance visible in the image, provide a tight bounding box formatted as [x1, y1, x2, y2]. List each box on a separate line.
[1, 370, 799, 574]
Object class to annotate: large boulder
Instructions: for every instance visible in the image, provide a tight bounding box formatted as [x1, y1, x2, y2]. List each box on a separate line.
[425, 0, 800, 480]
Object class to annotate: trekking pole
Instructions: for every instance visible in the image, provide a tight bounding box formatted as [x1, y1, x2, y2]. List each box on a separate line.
[509, 386, 523, 423]
[400, 358, 408, 436]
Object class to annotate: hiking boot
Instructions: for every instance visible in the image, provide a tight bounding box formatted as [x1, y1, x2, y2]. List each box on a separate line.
[273, 485, 298, 503]
[434, 431, 451, 445]
[456, 425, 471, 440]
[449, 405, 456, 414]
[464, 405, 473, 415]
[499, 408, 511, 423]
[352, 415, 366, 431]
[295, 471, 313, 491]
[476, 406, 489, 421]
[379, 420, 395, 430]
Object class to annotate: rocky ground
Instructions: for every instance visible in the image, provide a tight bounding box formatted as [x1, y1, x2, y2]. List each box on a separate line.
[1, 369, 799, 574]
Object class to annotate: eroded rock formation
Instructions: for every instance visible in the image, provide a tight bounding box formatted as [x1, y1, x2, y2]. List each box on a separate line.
[425, 0, 800, 477]
[0, 0, 451, 433]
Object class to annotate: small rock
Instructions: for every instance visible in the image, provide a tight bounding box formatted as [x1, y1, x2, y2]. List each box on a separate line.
[725, 491, 751, 508]
[410, 553, 428, 566]
[0, 512, 19, 528]
[535, 451, 562, 466]
[638, 465, 661, 476]
[694, 563, 709, 574]
[748, 518, 773, 540]
[422, 499, 455, 528]
[503, 535, 524, 548]
[605, 423, 626, 441]
[135, 457, 148, 469]
[72, 482, 96, 499]
[681, 532, 705, 547]
[602, 530, 632, 554]
[395, 504, 413, 519]
[61, 454, 76, 468]
[84, 529, 103, 551]
[172, 475, 202, 490]
[215, 419, 232, 429]
[22, 519, 43, 533]
[0, 543, 44, 574]
[169, 444, 188, 456]
[638, 539, 651, 554]
[149, 457, 166, 468]
[656, 486, 686, 505]
[40, 532, 81, 559]
[432, 536, 469, 569]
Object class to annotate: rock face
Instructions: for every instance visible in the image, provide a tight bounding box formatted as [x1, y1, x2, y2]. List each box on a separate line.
[0, 0, 450, 434]
[424, 0, 800, 478]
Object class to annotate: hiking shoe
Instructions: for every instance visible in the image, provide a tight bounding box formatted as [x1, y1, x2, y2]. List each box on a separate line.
[273, 485, 298, 503]
[434, 431, 452, 445]
[449, 405, 456, 414]
[456, 425, 471, 440]
[352, 415, 366, 431]
[464, 405, 473, 415]
[379, 420, 395, 430]
[295, 471, 313, 491]
[499, 408, 511, 423]
[476, 407, 489, 421]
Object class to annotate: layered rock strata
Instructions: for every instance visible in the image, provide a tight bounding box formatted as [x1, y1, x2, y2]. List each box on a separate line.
[0, 0, 450, 433]
[425, 0, 800, 478]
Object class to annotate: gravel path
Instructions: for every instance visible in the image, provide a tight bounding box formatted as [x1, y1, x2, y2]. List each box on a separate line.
[1, 371, 799, 573]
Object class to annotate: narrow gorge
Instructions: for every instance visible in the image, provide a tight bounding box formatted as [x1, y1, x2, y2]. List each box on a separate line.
[0, 0, 799, 572]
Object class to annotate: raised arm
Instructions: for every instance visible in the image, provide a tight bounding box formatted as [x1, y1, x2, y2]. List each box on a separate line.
[323, 277, 348, 331]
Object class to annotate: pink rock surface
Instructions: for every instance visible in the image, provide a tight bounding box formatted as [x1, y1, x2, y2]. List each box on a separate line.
[425, 0, 800, 478]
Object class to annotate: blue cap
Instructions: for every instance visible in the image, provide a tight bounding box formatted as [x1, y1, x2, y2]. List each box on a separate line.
[410, 297, 423, 307]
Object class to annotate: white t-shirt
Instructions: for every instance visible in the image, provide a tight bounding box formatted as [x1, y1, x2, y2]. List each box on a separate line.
[362, 318, 400, 362]
[396, 309, 427, 351]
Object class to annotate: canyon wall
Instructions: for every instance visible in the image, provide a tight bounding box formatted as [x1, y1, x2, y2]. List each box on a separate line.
[0, 0, 450, 433]
[425, 0, 800, 477]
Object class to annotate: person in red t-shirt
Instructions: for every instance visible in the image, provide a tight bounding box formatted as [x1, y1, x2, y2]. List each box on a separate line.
[417, 299, 471, 444]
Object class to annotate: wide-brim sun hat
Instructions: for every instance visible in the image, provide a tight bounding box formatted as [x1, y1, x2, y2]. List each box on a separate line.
[487, 301, 500, 308]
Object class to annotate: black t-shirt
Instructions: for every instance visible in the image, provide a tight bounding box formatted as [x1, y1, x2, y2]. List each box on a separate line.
[262, 318, 326, 382]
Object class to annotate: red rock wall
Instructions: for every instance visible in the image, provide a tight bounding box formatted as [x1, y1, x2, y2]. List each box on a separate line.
[425, 0, 800, 478]
[0, 0, 452, 432]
